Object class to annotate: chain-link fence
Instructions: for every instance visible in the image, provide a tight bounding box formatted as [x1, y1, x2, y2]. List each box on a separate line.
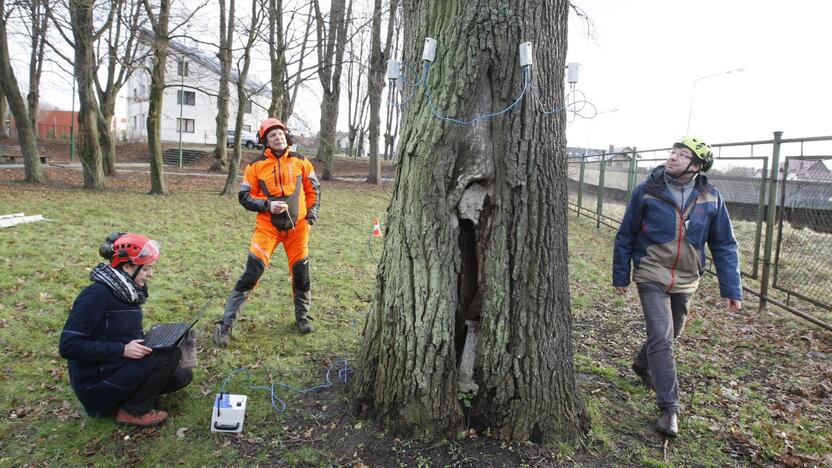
[567, 133, 832, 331]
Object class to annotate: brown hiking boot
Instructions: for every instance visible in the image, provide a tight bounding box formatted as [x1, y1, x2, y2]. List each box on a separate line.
[213, 322, 232, 347]
[116, 408, 168, 427]
[656, 409, 678, 437]
[632, 361, 655, 390]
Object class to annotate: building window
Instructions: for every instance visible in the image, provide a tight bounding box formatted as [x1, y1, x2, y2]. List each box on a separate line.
[242, 125, 251, 132]
[133, 88, 138, 98]
[130, 116, 137, 129]
[177, 118, 195, 133]
[177, 59, 189, 76]
[244, 100, 252, 114]
[140, 84, 146, 95]
[176, 90, 196, 105]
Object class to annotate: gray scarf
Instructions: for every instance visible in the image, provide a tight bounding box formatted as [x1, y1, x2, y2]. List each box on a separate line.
[90, 263, 148, 305]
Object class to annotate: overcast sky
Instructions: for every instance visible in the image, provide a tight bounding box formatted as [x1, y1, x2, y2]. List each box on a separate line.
[32, 0, 832, 152]
[565, 0, 832, 151]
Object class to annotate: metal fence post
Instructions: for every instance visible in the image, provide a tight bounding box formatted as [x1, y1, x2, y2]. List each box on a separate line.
[596, 155, 606, 228]
[626, 147, 637, 201]
[759, 131, 783, 311]
[577, 157, 586, 218]
[751, 157, 768, 278]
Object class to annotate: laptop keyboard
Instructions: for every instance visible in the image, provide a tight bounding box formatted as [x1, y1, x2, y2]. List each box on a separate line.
[145, 323, 188, 348]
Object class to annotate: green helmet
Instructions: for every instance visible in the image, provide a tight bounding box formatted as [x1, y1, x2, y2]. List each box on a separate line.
[675, 136, 714, 172]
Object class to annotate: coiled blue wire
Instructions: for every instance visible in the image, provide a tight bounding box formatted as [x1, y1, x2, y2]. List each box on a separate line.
[217, 358, 354, 415]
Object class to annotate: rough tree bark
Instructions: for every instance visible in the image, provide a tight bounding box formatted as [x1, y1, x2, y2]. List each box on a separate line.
[314, 0, 352, 180]
[365, 0, 397, 184]
[354, 0, 588, 443]
[211, 0, 235, 173]
[0, 0, 44, 182]
[142, 0, 170, 194]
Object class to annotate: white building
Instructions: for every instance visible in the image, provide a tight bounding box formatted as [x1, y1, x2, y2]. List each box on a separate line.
[124, 34, 270, 144]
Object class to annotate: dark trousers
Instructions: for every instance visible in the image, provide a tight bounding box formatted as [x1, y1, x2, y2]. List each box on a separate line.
[634, 282, 691, 414]
[121, 348, 193, 415]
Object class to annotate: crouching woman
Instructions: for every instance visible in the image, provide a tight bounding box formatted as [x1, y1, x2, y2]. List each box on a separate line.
[59, 233, 192, 426]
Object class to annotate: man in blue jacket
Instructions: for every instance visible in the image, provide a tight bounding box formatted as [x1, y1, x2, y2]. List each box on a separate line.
[613, 137, 743, 438]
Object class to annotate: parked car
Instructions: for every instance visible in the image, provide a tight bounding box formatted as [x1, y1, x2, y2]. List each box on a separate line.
[227, 129, 261, 149]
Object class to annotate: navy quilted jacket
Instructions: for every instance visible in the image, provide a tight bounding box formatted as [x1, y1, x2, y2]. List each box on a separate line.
[59, 282, 156, 416]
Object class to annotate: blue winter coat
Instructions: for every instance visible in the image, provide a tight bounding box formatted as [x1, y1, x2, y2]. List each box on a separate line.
[59, 282, 157, 416]
[613, 166, 742, 299]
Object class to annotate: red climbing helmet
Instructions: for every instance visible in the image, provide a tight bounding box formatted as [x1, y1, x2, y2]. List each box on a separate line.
[105, 233, 161, 268]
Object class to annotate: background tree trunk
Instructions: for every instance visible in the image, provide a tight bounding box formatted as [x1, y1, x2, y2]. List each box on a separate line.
[365, 0, 396, 184]
[0, 0, 44, 182]
[143, 0, 170, 195]
[211, 0, 235, 173]
[0, 91, 7, 138]
[221, 0, 263, 196]
[314, 0, 352, 180]
[354, 0, 588, 443]
[267, 0, 285, 119]
[70, 0, 105, 190]
[26, 0, 47, 142]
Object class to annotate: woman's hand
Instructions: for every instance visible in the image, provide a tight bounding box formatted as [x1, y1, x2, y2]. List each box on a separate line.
[123, 339, 152, 359]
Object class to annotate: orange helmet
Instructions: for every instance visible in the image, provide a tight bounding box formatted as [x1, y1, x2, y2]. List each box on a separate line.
[258, 118, 288, 144]
[99, 232, 161, 268]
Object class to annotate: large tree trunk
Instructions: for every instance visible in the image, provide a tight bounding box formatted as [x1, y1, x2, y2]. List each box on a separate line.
[70, 0, 105, 189]
[211, 0, 234, 173]
[144, 0, 170, 195]
[354, 0, 588, 443]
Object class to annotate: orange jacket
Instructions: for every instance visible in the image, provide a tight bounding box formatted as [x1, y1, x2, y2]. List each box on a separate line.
[238, 148, 320, 231]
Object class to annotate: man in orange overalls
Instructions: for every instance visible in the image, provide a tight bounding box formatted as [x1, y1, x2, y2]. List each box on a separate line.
[214, 118, 320, 346]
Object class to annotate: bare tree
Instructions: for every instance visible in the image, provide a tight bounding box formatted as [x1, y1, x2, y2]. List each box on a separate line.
[0, 0, 46, 182]
[313, 0, 352, 180]
[365, 0, 396, 183]
[94, 0, 145, 176]
[266, 0, 284, 118]
[141, 0, 207, 193]
[345, 22, 367, 160]
[141, 0, 172, 194]
[221, 0, 265, 195]
[354, 0, 588, 443]
[210, 0, 235, 173]
[281, 1, 314, 122]
[25, 0, 49, 139]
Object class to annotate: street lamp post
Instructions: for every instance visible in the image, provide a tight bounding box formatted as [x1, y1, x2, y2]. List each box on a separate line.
[686, 68, 745, 135]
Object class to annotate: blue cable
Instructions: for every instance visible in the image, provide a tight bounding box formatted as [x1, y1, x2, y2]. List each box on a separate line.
[217, 359, 354, 415]
[425, 64, 531, 125]
[394, 62, 430, 110]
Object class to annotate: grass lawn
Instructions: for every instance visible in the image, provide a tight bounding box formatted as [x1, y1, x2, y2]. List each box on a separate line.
[0, 166, 830, 466]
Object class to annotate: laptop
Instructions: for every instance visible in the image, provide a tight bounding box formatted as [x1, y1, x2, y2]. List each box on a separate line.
[143, 300, 211, 350]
